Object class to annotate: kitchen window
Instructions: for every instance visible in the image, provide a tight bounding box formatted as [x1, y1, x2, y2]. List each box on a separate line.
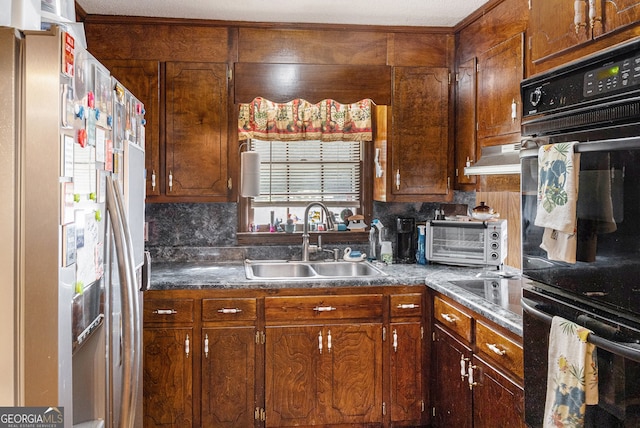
[247, 138, 362, 230]
[237, 98, 374, 241]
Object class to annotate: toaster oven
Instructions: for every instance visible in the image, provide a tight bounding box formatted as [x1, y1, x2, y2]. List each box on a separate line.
[427, 220, 508, 267]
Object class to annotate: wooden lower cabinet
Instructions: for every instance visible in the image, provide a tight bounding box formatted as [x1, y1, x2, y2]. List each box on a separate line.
[201, 326, 256, 427]
[143, 286, 429, 427]
[432, 325, 473, 427]
[144, 327, 194, 427]
[431, 293, 524, 428]
[265, 323, 383, 427]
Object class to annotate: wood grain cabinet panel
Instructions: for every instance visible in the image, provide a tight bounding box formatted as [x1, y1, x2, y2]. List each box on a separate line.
[454, 57, 477, 189]
[264, 323, 383, 427]
[432, 324, 473, 428]
[165, 62, 229, 199]
[472, 355, 524, 428]
[378, 66, 451, 202]
[101, 59, 161, 197]
[201, 326, 256, 428]
[476, 33, 523, 141]
[392, 66, 450, 199]
[529, 0, 640, 64]
[143, 327, 194, 427]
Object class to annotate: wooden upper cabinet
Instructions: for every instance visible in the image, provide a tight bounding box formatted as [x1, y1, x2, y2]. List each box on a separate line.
[476, 34, 523, 141]
[454, 57, 477, 189]
[386, 66, 451, 202]
[598, 0, 640, 35]
[165, 62, 229, 199]
[529, 0, 640, 63]
[103, 60, 160, 197]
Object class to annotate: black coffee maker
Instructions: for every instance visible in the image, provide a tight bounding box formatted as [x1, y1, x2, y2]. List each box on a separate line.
[396, 218, 416, 264]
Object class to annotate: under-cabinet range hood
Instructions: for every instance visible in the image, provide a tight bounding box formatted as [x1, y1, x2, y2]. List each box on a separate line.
[464, 143, 521, 175]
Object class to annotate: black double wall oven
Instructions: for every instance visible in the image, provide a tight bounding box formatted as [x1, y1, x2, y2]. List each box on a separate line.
[520, 36, 640, 427]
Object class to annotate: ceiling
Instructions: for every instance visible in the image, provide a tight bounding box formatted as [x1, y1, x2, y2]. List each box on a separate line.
[76, 0, 491, 27]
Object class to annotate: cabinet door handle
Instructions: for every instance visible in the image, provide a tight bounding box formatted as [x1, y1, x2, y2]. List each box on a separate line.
[468, 364, 478, 390]
[168, 170, 173, 192]
[313, 306, 336, 312]
[151, 170, 156, 191]
[185, 334, 190, 358]
[393, 329, 398, 353]
[511, 99, 517, 121]
[574, 0, 587, 33]
[153, 309, 177, 315]
[588, 0, 601, 28]
[460, 354, 469, 380]
[440, 313, 457, 323]
[397, 303, 419, 309]
[486, 343, 507, 356]
[318, 331, 323, 354]
[204, 334, 209, 359]
[327, 330, 332, 353]
[218, 308, 242, 314]
[395, 169, 400, 190]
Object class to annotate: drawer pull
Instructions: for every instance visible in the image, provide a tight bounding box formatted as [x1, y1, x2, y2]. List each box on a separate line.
[218, 308, 242, 314]
[441, 313, 457, 323]
[486, 343, 507, 356]
[153, 309, 177, 315]
[313, 306, 336, 312]
[397, 303, 419, 309]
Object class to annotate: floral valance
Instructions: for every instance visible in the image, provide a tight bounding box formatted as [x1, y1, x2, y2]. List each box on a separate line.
[238, 97, 372, 142]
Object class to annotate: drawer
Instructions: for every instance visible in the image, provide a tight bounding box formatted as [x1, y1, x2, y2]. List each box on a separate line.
[202, 298, 257, 322]
[390, 293, 423, 319]
[433, 295, 472, 343]
[476, 320, 523, 380]
[144, 298, 194, 323]
[265, 294, 383, 323]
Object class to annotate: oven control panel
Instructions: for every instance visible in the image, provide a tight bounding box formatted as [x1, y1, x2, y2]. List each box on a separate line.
[583, 54, 640, 97]
[522, 37, 640, 117]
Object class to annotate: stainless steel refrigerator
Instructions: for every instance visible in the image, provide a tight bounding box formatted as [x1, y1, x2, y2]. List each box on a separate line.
[0, 24, 146, 428]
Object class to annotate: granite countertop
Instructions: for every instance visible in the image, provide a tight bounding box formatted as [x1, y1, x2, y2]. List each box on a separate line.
[148, 260, 524, 337]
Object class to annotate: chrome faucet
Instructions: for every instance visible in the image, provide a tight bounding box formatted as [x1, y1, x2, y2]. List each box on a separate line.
[302, 202, 335, 261]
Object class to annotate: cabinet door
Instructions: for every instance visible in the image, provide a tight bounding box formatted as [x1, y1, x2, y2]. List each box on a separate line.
[391, 67, 450, 200]
[265, 325, 323, 427]
[390, 322, 424, 425]
[165, 62, 229, 199]
[529, 0, 591, 63]
[322, 323, 383, 425]
[201, 326, 256, 428]
[143, 327, 193, 427]
[476, 34, 523, 140]
[265, 323, 383, 427]
[454, 57, 477, 188]
[599, 0, 640, 36]
[472, 354, 525, 428]
[432, 325, 472, 428]
[103, 60, 161, 197]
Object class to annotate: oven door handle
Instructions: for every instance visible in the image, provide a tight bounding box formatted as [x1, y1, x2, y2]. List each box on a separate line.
[521, 297, 640, 363]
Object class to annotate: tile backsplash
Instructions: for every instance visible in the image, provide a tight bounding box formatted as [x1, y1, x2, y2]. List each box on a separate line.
[145, 191, 475, 262]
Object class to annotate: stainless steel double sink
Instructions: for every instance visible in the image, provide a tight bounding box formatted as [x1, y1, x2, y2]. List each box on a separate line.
[244, 259, 387, 280]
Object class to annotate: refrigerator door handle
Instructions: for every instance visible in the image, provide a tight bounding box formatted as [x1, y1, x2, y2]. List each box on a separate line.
[106, 175, 142, 428]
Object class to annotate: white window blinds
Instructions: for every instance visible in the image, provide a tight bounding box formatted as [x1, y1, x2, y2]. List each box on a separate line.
[249, 139, 362, 207]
